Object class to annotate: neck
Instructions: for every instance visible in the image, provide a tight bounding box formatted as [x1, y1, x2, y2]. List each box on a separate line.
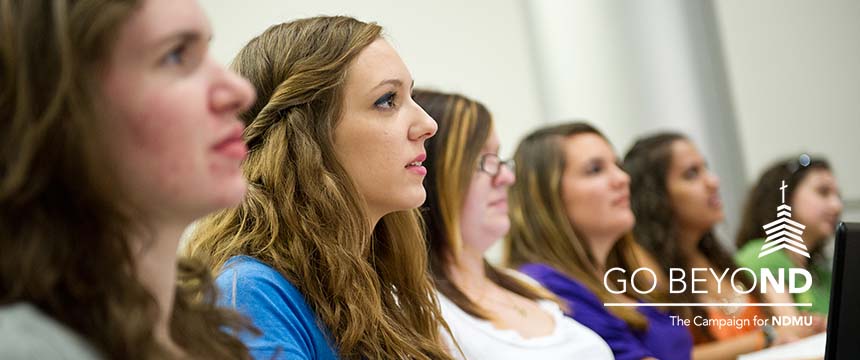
[447, 246, 491, 298]
[131, 219, 186, 352]
[786, 248, 810, 267]
[586, 234, 618, 274]
[677, 225, 706, 258]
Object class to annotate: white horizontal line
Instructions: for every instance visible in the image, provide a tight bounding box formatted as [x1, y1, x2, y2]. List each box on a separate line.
[604, 303, 812, 307]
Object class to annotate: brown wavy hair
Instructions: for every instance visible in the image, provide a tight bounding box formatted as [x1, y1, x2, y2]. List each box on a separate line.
[413, 89, 557, 321]
[0, 0, 253, 358]
[184, 17, 453, 360]
[623, 132, 761, 340]
[504, 122, 652, 331]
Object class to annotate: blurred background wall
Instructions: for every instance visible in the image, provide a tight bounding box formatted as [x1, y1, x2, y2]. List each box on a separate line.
[200, 0, 860, 256]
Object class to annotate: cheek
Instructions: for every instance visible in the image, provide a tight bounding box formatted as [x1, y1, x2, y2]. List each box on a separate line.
[122, 96, 208, 193]
[563, 182, 594, 224]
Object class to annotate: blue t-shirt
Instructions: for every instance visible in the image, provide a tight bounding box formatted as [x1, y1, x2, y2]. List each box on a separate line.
[520, 263, 693, 360]
[216, 255, 339, 360]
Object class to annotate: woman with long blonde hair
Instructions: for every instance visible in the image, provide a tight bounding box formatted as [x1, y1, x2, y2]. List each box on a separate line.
[505, 122, 693, 360]
[1, 0, 257, 358]
[184, 16, 453, 360]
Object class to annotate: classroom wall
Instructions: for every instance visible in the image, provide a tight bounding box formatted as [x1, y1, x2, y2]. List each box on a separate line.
[713, 0, 860, 220]
[199, 0, 860, 254]
[201, 0, 544, 159]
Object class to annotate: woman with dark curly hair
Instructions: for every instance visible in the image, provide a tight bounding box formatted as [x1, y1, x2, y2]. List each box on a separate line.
[735, 157, 841, 315]
[623, 133, 801, 359]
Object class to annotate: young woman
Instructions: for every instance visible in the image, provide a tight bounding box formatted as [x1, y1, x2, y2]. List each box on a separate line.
[505, 122, 692, 360]
[0, 0, 257, 358]
[623, 133, 798, 359]
[414, 90, 613, 360]
[735, 157, 842, 315]
[184, 17, 453, 360]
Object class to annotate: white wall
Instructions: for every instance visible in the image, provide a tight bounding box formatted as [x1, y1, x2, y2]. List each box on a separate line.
[525, 0, 749, 238]
[200, 0, 544, 159]
[198, 0, 860, 253]
[714, 0, 860, 208]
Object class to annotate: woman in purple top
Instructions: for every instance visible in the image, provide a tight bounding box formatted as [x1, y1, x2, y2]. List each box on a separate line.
[505, 122, 693, 360]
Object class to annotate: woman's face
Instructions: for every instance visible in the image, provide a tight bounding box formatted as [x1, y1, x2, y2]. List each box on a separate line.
[460, 129, 515, 255]
[666, 139, 724, 233]
[561, 133, 634, 242]
[100, 0, 255, 224]
[335, 38, 437, 223]
[792, 169, 842, 244]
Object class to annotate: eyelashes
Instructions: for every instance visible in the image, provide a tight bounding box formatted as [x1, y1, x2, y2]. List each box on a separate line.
[374, 91, 398, 110]
[162, 43, 188, 66]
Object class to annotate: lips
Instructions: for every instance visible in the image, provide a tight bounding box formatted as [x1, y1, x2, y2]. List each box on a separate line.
[707, 193, 722, 208]
[488, 197, 507, 208]
[212, 125, 247, 160]
[611, 193, 630, 207]
[406, 153, 427, 176]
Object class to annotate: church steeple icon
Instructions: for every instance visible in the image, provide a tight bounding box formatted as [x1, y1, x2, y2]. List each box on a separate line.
[759, 180, 810, 258]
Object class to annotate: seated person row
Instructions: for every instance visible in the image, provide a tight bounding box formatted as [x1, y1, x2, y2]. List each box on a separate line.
[504, 123, 693, 360]
[624, 133, 829, 359]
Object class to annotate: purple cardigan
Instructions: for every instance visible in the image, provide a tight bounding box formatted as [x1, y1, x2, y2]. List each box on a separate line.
[520, 263, 692, 360]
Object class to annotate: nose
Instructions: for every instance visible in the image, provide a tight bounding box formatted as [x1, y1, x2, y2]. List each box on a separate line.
[493, 161, 516, 187]
[210, 56, 256, 116]
[832, 194, 844, 214]
[705, 170, 720, 190]
[409, 100, 437, 141]
[611, 163, 630, 189]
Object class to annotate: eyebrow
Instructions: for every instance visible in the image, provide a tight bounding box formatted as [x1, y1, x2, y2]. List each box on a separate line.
[152, 30, 210, 50]
[372, 78, 414, 91]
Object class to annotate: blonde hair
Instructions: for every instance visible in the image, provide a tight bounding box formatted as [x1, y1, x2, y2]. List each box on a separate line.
[414, 89, 560, 321]
[184, 17, 452, 359]
[504, 122, 653, 330]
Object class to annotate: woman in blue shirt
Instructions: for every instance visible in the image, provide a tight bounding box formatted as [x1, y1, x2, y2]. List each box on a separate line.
[185, 16, 453, 360]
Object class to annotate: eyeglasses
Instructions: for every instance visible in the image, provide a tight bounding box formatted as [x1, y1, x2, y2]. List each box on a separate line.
[477, 153, 515, 177]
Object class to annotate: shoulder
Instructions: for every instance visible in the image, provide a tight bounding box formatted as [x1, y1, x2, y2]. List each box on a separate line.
[518, 263, 589, 294]
[216, 255, 305, 303]
[0, 303, 101, 359]
[216, 256, 337, 359]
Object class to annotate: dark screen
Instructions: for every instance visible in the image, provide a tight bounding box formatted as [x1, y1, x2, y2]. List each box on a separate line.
[825, 222, 860, 360]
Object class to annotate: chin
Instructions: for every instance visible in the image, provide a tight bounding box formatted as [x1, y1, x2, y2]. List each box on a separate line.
[213, 178, 249, 208]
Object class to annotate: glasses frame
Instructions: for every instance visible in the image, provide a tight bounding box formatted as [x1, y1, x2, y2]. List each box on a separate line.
[477, 153, 515, 178]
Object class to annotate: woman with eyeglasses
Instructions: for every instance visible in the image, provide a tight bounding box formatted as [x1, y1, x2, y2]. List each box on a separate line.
[414, 90, 613, 360]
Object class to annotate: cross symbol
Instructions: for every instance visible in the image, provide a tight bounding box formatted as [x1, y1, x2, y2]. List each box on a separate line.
[780, 180, 788, 204]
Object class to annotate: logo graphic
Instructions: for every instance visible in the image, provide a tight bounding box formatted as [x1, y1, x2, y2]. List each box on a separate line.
[759, 180, 809, 258]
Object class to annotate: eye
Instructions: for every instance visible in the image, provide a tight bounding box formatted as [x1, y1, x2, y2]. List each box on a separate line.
[586, 160, 603, 175]
[683, 166, 700, 180]
[162, 43, 187, 66]
[374, 91, 397, 110]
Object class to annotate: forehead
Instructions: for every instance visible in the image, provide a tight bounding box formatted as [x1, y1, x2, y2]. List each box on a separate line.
[563, 133, 613, 163]
[482, 128, 500, 150]
[345, 38, 410, 88]
[119, 0, 210, 49]
[669, 139, 703, 167]
[801, 169, 837, 186]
